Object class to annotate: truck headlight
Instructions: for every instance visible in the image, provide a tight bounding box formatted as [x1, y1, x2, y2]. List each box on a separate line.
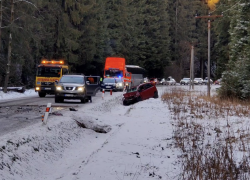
[35, 87, 40, 91]
[56, 86, 62, 91]
[77, 87, 84, 91]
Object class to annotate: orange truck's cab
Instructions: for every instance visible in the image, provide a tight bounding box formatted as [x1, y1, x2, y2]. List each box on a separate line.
[104, 57, 132, 87]
[35, 59, 69, 97]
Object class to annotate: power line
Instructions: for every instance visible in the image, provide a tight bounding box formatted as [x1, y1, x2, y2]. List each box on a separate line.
[222, 0, 242, 13]
[210, 0, 242, 14]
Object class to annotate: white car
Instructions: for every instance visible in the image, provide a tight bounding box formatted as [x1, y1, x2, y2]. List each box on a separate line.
[203, 77, 213, 85]
[180, 78, 191, 85]
[164, 77, 176, 85]
[160, 78, 166, 85]
[193, 78, 203, 85]
[143, 77, 149, 83]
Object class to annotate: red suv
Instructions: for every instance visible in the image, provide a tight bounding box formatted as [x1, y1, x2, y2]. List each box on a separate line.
[122, 82, 158, 105]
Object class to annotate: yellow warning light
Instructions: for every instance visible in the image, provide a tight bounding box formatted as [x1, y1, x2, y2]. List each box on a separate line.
[59, 60, 64, 64]
[40, 59, 65, 65]
[41, 59, 48, 64]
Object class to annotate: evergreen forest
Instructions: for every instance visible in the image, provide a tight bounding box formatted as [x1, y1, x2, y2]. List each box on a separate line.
[0, 0, 249, 99]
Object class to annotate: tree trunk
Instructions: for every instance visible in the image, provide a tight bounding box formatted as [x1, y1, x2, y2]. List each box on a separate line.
[0, 0, 3, 51]
[4, 0, 14, 93]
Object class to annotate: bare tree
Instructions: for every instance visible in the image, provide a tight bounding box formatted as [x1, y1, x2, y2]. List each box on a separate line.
[3, 0, 37, 93]
[3, 0, 14, 93]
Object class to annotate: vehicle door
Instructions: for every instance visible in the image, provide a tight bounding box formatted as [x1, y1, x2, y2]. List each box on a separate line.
[138, 84, 147, 100]
[84, 76, 101, 96]
[144, 83, 154, 98]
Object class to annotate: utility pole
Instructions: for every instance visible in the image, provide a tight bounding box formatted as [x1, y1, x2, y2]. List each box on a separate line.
[189, 45, 194, 90]
[195, 14, 223, 97]
[191, 45, 194, 90]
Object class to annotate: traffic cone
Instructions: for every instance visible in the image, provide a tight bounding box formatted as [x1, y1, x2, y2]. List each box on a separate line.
[110, 89, 112, 95]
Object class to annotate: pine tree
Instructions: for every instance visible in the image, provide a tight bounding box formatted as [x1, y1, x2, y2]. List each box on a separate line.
[219, 0, 250, 99]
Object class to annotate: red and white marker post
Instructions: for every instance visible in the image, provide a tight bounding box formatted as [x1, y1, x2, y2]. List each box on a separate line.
[42, 103, 51, 124]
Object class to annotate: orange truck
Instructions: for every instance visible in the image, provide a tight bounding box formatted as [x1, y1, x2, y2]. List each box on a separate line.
[104, 57, 132, 86]
[35, 59, 69, 97]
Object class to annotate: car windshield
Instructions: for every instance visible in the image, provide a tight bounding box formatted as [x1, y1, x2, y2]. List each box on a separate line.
[183, 78, 190, 80]
[37, 67, 61, 77]
[60, 76, 84, 84]
[103, 78, 115, 83]
[105, 69, 123, 78]
[115, 78, 122, 83]
[126, 87, 137, 92]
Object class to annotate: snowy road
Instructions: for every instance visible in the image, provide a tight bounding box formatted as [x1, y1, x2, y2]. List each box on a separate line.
[0, 91, 102, 136]
[0, 85, 216, 137]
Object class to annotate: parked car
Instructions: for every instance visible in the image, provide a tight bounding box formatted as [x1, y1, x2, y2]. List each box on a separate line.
[143, 77, 149, 83]
[100, 78, 124, 91]
[193, 78, 203, 85]
[214, 78, 222, 85]
[160, 78, 166, 85]
[203, 77, 213, 85]
[164, 77, 176, 85]
[180, 78, 191, 85]
[54, 75, 100, 103]
[149, 78, 159, 85]
[122, 82, 158, 105]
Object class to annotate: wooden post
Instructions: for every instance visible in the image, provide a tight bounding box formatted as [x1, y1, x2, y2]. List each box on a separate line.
[195, 14, 223, 97]
[191, 45, 194, 90]
[207, 20, 211, 97]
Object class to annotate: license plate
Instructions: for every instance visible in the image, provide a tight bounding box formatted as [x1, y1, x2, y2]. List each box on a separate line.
[65, 94, 74, 97]
[45, 88, 51, 90]
[106, 86, 111, 88]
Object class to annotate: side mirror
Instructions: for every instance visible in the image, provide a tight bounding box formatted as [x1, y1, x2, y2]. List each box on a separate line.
[55, 80, 58, 84]
[86, 81, 90, 85]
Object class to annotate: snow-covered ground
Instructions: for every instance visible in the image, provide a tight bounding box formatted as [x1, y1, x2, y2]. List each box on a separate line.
[1, 85, 248, 179]
[0, 89, 37, 101]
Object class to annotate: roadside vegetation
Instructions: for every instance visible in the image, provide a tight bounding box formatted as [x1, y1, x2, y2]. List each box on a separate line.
[162, 87, 250, 179]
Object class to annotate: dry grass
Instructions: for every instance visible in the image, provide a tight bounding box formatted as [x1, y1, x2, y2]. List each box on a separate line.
[162, 87, 250, 180]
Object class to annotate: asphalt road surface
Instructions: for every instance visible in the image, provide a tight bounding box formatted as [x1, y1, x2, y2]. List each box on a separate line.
[0, 93, 103, 137]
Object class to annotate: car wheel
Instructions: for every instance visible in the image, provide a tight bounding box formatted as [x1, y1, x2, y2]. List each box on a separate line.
[153, 91, 158, 98]
[137, 96, 142, 102]
[123, 100, 129, 106]
[39, 92, 46, 97]
[81, 98, 88, 103]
